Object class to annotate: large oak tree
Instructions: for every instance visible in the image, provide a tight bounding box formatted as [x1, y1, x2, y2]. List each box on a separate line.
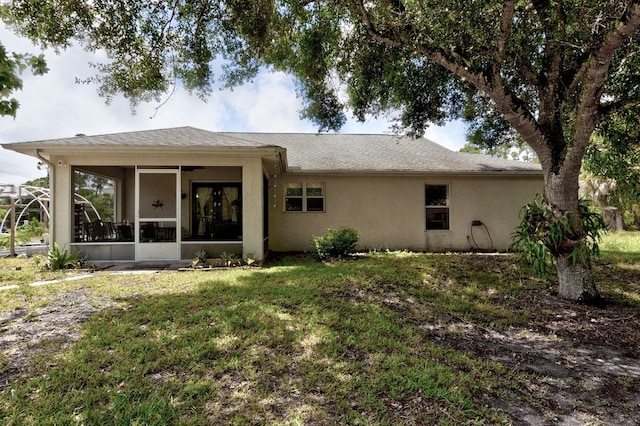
[3, 0, 640, 301]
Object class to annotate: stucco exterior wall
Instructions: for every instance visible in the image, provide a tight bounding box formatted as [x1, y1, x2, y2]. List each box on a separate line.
[268, 174, 543, 253]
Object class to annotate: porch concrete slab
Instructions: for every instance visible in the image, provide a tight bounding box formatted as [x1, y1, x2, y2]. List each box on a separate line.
[92, 261, 192, 272]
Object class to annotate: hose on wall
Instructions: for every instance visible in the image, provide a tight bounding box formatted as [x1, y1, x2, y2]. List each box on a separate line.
[468, 220, 494, 252]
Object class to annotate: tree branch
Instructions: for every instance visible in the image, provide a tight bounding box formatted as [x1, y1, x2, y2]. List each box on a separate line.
[354, 0, 402, 48]
[537, 1, 565, 139]
[568, 2, 640, 103]
[570, 1, 640, 165]
[517, 60, 540, 87]
[599, 98, 640, 117]
[497, 0, 516, 58]
[353, 0, 548, 157]
[530, 0, 555, 34]
[497, 1, 542, 92]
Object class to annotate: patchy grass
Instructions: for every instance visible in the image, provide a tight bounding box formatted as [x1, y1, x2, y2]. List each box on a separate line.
[0, 254, 74, 288]
[1, 252, 639, 424]
[599, 231, 640, 262]
[595, 231, 640, 307]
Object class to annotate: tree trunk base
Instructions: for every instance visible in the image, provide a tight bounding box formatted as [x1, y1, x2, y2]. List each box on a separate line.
[603, 207, 624, 231]
[556, 257, 600, 303]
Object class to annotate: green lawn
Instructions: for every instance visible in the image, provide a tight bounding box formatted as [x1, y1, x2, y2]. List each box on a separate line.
[1, 240, 639, 424]
[599, 230, 640, 262]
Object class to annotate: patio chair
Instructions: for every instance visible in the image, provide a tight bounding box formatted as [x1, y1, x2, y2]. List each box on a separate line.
[103, 221, 117, 240]
[140, 222, 158, 242]
[88, 220, 106, 241]
[116, 223, 133, 241]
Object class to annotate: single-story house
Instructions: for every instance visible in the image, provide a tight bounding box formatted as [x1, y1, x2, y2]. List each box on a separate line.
[2, 127, 542, 261]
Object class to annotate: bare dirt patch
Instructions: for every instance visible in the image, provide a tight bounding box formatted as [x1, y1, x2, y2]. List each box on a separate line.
[436, 268, 640, 424]
[434, 316, 640, 425]
[0, 289, 114, 390]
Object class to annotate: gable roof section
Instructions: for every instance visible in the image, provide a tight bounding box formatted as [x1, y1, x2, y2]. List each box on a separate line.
[3, 127, 268, 149]
[222, 132, 541, 174]
[3, 126, 541, 174]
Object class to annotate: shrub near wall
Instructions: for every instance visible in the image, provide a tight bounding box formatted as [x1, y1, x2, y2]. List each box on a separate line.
[312, 227, 360, 260]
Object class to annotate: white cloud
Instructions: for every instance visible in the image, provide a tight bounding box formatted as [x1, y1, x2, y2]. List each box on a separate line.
[222, 72, 316, 133]
[0, 24, 468, 185]
[423, 122, 468, 151]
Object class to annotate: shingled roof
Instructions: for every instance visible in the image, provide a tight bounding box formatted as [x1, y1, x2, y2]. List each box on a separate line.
[3, 126, 541, 174]
[2, 127, 267, 149]
[222, 132, 541, 173]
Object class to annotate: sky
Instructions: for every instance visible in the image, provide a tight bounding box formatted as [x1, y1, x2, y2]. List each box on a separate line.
[0, 24, 468, 186]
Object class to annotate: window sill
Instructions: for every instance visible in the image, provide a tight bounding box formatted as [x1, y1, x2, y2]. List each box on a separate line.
[284, 211, 326, 213]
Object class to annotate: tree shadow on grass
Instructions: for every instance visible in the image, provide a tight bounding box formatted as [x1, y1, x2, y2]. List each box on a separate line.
[316, 254, 640, 424]
[3, 253, 639, 425]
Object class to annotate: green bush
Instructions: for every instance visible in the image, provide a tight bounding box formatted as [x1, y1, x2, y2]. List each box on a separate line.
[220, 250, 242, 267]
[47, 243, 83, 271]
[312, 226, 360, 260]
[0, 224, 35, 248]
[16, 221, 40, 244]
[0, 219, 44, 248]
[192, 250, 208, 267]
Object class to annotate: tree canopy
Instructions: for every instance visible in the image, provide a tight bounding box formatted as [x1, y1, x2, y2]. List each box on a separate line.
[0, 40, 47, 117]
[3, 0, 640, 301]
[583, 111, 640, 228]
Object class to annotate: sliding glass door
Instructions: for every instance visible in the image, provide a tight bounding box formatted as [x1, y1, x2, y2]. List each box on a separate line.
[190, 182, 242, 241]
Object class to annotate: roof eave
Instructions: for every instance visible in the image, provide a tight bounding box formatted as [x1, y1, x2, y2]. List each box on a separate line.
[2, 144, 282, 158]
[283, 169, 543, 176]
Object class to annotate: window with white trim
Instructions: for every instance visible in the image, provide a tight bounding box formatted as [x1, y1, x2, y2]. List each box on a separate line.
[285, 183, 325, 212]
[425, 184, 450, 230]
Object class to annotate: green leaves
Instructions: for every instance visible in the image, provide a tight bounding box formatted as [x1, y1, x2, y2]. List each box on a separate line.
[3, 0, 639, 143]
[312, 226, 360, 261]
[0, 41, 48, 118]
[510, 195, 607, 280]
[584, 110, 640, 229]
[47, 243, 83, 271]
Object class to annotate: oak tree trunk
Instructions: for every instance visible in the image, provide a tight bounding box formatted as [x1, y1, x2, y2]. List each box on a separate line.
[546, 170, 600, 303]
[556, 256, 599, 301]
